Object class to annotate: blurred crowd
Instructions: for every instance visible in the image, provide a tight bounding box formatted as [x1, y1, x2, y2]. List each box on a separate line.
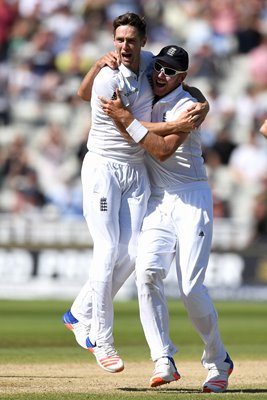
[1, 0, 267, 244]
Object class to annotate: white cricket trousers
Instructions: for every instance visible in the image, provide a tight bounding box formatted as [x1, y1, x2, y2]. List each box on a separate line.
[135, 184, 226, 368]
[71, 151, 150, 346]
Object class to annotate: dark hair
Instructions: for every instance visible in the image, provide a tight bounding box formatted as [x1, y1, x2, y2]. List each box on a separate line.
[113, 12, 146, 39]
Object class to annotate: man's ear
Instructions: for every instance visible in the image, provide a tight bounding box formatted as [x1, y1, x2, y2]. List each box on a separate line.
[141, 36, 147, 47]
[180, 72, 187, 83]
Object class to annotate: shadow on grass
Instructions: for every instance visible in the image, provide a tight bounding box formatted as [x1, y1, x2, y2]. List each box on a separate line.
[119, 387, 267, 394]
[0, 375, 82, 379]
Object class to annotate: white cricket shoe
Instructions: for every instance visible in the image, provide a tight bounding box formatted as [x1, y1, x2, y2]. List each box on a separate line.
[62, 310, 90, 349]
[86, 338, 124, 373]
[202, 353, 234, 393]
[150, 356, 181, 387]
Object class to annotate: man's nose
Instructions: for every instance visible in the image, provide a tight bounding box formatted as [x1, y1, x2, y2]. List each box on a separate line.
[122, 41, 129, 49]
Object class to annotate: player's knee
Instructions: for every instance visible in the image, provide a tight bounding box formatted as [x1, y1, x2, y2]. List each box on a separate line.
[136, 267, 162, 292]
[180, 281, 199, 299]
[95, 244, 118, 266]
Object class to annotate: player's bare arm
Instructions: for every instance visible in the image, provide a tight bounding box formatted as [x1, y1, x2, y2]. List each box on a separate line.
[77, 51, 119, 101]
[99, 89, 195, 136]
[259, 119, 267, 139]
[139, 130, 188, 161]
[99, 90, 189, 161]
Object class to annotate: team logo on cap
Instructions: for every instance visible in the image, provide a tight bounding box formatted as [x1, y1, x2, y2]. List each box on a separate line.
[167, 47, 177, 57]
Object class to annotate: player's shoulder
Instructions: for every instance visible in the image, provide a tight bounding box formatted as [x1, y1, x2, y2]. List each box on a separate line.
[180, 87, 198, 106]
[95, 66, 119, 80]
[140, 49, 154, 67]
[92, 66, 120, 96]
[170, 87, 196, 113]
[182, 86, 197, 101]
[141, 49, 154, 60]
[94, 66, 120, 88]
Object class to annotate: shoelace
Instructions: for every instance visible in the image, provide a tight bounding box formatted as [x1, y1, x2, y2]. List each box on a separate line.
[73, 321, 90, 336]
[94, 344, 118, 358]
[206, 366, 229, 380]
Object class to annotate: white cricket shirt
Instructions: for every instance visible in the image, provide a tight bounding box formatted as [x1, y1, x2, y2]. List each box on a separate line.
[88, 50, 154, 163]
[145, 84, 208, 191]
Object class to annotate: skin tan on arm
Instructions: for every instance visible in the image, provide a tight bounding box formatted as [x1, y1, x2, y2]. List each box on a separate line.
[100, 89, 196, 134]
[77, 52, 119, 101]
[139, 130, 188, 161]
[99, 90, 190, 161]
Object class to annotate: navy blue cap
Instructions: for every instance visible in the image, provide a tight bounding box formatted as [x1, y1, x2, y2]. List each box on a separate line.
[155, 45, 189, 71]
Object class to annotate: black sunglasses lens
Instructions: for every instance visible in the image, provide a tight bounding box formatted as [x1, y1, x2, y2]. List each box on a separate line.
[164, 67, 176, 76]
[154, 62, 161, 72]
[154, 61, 176, 76]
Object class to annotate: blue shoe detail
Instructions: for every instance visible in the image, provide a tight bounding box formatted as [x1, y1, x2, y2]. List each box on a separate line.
[63, 310, 79, 324]
[86, 337, 96, 349]
[225, 353, 234, 374]
[166, 356, 178, 371]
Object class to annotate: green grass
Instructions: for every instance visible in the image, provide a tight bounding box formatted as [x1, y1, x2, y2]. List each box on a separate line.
[0, 299, 267, 362]
[0, 299, 267, 399]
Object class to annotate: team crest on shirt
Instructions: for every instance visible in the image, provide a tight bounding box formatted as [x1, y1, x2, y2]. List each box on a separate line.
[111, 92, 117, 100]
[100, 197, 108, 211]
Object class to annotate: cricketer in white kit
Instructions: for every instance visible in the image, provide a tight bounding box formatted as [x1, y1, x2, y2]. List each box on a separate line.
[100, 44, 233, 392]
[70, 50, 153, 347]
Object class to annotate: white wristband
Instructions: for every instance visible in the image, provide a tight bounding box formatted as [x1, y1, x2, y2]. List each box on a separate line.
[126, 119, 148, 143]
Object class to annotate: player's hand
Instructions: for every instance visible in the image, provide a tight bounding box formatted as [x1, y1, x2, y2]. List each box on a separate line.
[186, 101, 209, 127]
[96, 51, 120, 70]
[173, 109, 198, 132]
[99, 89, 133, 141]
[99, 88, 126, 120]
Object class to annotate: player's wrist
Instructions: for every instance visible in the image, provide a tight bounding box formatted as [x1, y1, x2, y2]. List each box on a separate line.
[126, 119, 148, 143]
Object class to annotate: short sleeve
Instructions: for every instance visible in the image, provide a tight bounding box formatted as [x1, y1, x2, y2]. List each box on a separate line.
[92, 67, 119, 99]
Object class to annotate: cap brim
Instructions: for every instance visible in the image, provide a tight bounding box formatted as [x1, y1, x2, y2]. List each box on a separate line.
[154, 55, 187, 71]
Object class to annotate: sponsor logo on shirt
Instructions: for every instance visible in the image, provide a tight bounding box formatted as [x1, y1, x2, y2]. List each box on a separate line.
[122, 88, 138, 97]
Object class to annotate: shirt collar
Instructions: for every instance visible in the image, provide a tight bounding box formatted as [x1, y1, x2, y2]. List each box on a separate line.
[156, 84, 184, 103]
[118, 52, 147, 78]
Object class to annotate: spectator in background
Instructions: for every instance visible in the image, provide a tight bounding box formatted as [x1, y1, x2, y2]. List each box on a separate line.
[33, 122, 79, 210]
[0, 62, 10, 125]
[189, 43, 222, 85]
[252, 182, 267, 242]
[233, 85, 259, 142]
[211, 127, 236, 165]
[13, 168, 47, 214]
[0, 135, 46, 214]
[204, 147, 232, 218]
[248, 32, 267, 89]
[0, 0, 18, 60]
[229, 129, 267, 221]
[234, 14, 262, 54]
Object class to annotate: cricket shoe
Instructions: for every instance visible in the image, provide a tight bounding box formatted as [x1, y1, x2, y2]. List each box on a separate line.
[150, 356, 181, 387]
[62, 310, 90, 349]
[202, 353, 234, 393]
[86, 337, 124, 373]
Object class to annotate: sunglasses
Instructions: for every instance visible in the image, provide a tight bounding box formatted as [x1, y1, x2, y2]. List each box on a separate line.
[153, 61, 186, 77]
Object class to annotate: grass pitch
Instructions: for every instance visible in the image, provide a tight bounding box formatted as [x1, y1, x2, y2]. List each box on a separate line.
[0, 299, 266, 399]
